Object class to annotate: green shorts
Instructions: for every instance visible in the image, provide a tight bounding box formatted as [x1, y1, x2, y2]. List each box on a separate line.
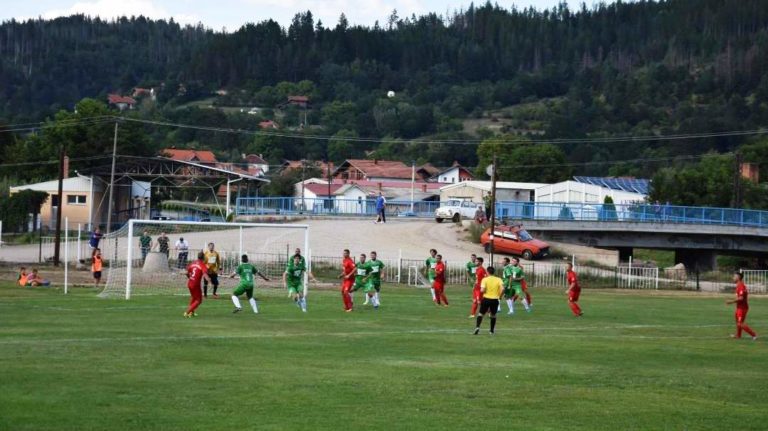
[233, 283, 254, 298]
[506, 285, 523, 297]
[287, 282, 303, 295]
[370, 280, 381, 292]
[353, 281, 374, 293]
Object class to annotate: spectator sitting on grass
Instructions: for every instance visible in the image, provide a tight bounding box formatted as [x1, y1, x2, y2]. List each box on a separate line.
[26, 268, 51, 287]
[17, 267, 29, 286]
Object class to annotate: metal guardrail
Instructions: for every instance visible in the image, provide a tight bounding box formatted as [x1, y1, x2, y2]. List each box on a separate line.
[236, 197, 768, 228]
[236, 197, 441, 218]
[496, 201, 768, 228]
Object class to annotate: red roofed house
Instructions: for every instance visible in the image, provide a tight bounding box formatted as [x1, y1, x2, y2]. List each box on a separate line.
[430, 162, 475, 184]
[259, 120, 279, 130]
[161, 148, 218, 166]
[107, 94, 137, 111]
[282, 160, 334, 179]
[333, 159, 415, 182]
[243, 154, 269, 175]
[285, 95, 310, 108]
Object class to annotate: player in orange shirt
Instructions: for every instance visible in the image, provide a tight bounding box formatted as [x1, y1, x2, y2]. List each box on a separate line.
[469, 257, 486, 318]
[726, 272, 757, 340]
[566, 262, 583, 317]
[339, 249, 356, 312]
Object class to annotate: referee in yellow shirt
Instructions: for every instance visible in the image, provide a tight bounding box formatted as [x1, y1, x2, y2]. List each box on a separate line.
[473, 266, 504, 335]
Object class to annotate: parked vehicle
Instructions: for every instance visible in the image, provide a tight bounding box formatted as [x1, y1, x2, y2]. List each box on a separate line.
[480, 224, 550, 260]
[435, 199, 482, 223]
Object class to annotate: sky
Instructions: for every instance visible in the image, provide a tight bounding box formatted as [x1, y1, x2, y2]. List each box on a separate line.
[1, 0, 587, 31]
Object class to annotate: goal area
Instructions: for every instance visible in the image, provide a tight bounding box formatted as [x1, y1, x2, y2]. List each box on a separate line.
[98, 219, 309, 299]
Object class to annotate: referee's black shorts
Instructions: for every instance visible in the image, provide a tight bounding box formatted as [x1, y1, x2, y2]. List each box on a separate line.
[479, 298, 499, 316]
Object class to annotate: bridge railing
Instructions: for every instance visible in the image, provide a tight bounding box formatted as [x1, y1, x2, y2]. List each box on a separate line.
[495, 201, 768, 228]
[236, 197, 440, 218]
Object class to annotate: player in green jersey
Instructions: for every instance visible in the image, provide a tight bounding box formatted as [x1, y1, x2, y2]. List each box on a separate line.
[501, 257, 515, 314]
[425, 249, 438, 303]
[283, 254, 316, 312]
[229, 255, 269, 314]
[466, 254, 478, 287]
[505, 257, 530, 314]
[351, 253, 380, 309]
[363, 251, 385, 307]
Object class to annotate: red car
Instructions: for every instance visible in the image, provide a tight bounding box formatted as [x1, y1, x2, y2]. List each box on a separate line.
[480, 225, 550, 260]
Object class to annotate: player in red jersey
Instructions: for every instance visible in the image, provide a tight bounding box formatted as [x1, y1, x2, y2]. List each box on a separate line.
[469, 257, 486, 317]
[433, 254, 449, 306]
[566, 262, 583, 317]
[726, 272, 757, 340]
[184, 251, 211, 318]
[339, 249, 356, 312]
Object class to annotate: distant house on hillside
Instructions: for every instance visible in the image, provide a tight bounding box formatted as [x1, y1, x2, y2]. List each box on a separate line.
[243, 154, 269, 175]
[333, 159, 435, 182]
[131, 87, 155, 100]
[107, 94, 137, 111]
[431, 162, 475, 184]
[258, 120, 279, 130]
[160, 148, 218, 166]
[279, 95, 310, 109]
[282, 160, 334, 179]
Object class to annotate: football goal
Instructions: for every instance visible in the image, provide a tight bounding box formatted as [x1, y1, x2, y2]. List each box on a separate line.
[98, 219, 309, 299]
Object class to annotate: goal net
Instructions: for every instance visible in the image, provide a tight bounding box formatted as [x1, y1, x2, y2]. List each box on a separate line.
[98, 219, 309, 299]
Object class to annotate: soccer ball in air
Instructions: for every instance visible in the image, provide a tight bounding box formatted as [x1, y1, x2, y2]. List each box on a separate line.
[387, 90, 395, 98]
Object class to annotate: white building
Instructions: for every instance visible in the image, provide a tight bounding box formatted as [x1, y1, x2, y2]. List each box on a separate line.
[534, 181, 646, 205]
[439, 181, 547, 204]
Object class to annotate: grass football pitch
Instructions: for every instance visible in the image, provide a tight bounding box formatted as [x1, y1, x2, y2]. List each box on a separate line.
[0, 283, 766, 430]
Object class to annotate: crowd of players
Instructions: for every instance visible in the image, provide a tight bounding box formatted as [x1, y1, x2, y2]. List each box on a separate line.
[180, 247, 757, 340]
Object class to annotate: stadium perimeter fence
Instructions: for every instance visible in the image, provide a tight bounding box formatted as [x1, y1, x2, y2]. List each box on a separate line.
[0, 227, 752, 293]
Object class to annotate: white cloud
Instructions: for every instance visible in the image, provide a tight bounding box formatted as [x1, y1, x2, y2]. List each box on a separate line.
[42, 0, 199, 24]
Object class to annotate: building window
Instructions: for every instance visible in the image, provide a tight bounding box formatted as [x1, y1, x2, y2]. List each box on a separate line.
[67, 195, 87, 205]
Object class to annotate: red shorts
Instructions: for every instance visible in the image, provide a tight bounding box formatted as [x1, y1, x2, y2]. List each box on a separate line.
[736, 308, 749, 324]
[569, 289, 581, 302]
[342, 280, 354, 292]
[473, 288, 482, 302]
[433, 281, 445, 290]
[187, 284, 202, 300]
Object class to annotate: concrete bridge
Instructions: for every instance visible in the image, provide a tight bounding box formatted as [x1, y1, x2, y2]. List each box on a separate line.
[496, 202, 768, 270]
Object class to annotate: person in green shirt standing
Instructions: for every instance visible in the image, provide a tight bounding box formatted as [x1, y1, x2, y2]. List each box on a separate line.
[363, 251, 385, 307]
[425, 249, 438, 303]
[351, 253, 379, 309]
[505, 257, 530, 314]
[229, 254, 269, 314]
[466, 254, 478, 287]
[283, 254, 316, 312]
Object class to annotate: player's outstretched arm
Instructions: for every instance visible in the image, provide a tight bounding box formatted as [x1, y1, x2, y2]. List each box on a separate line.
[258, 270, 270, 282]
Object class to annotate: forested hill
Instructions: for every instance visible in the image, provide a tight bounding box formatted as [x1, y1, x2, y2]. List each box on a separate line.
[2, 0, 768, 207]
[2, 0, 767, 120]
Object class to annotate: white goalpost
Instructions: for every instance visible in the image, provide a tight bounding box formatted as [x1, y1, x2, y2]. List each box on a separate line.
[99, 219, 309, 299]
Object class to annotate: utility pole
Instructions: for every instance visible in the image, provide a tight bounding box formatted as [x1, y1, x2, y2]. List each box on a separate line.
[106, 121, 118, 234]
[733, 151, 743, 208]
[489, 155, 498, 265]
[53, 143, 65, 266]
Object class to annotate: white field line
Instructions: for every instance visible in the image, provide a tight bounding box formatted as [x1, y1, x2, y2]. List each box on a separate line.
[0, 324, 745, 346]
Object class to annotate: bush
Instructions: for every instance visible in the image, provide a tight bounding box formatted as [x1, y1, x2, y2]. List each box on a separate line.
[467, 222, 487, 244]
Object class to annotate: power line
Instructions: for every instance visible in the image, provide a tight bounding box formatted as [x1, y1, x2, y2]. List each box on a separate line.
[121, 117, 768, 146]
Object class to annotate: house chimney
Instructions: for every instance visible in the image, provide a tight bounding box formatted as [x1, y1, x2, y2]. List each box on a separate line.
[63, 156, 70, 179]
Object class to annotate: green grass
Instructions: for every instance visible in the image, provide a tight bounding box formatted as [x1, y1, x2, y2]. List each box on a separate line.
[0, 283, 766, 430]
